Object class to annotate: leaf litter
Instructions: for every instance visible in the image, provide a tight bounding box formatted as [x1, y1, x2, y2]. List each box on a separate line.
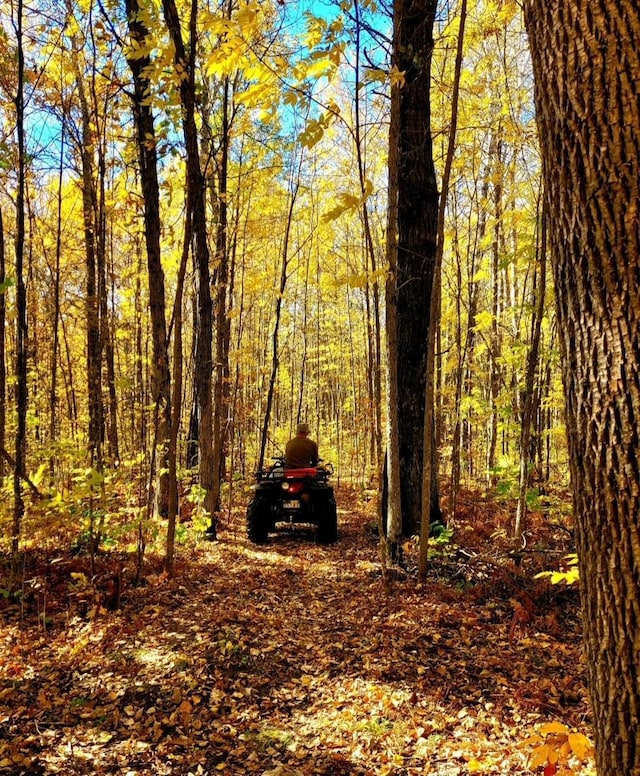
[1, 487, 593, 775]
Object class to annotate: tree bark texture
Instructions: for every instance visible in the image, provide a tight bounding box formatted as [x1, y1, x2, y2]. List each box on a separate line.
[11, 0, 27, 584]
[125, 0, 172, 518]
[420, 0, 467, 578]
[210, 73, 232, 526]
[161, 0, 215, 522]
[393, 0, 440, 537]
[77, 81, 103, 465]
[514, 199, 547, 545]
[524, 2, 640, 773]
[383, 23, 402, 557]
[65, 12, 103, 466]
[48, 124, 64, 480]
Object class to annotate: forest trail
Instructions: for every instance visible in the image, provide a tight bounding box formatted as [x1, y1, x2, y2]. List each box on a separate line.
[1, 489, 592, 775]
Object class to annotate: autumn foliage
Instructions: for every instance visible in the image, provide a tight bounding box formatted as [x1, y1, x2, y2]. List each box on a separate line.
[1, 488, 593, 775]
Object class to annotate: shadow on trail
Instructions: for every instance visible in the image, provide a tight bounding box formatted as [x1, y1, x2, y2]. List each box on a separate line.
[0, 489, 588, 775]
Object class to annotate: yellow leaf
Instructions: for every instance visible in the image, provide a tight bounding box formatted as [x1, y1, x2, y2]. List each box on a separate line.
[468, 758, 483, 772]
[518, 734, 544, 748]
[236, 4, 258, 30]
[529, 744, 551, 769]
[474, 309, 494, 332]
[389, 65, 406, 88]
[540, 722, 569, 736]
[305, 58, 334, 79]
[568, 732, 593, 760]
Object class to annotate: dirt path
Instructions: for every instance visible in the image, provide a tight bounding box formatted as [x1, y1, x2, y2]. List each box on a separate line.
[1, 491, 592, 775]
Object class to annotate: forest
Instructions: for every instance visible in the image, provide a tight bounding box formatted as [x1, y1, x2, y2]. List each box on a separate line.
[1, 0, 639, 774]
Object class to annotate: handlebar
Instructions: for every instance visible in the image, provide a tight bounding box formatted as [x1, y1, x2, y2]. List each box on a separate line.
[256, 458, 334, 479]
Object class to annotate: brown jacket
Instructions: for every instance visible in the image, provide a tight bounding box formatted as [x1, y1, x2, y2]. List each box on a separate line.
[285, 436, 319, 468]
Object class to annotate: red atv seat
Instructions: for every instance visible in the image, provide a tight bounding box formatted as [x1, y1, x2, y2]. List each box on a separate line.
[283, 467, 318, 477]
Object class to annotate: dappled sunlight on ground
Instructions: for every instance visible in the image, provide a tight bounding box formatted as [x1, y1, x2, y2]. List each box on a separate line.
[1, 486, 592, 774]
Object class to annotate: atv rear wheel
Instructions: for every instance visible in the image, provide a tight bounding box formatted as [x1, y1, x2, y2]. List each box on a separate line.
[316, 493, 338, 544]
[247, 495, 271, 544]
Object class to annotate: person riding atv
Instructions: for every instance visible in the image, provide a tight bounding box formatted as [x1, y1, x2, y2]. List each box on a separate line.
[285, 422, 318, 468]
[246, 425, 337, 545]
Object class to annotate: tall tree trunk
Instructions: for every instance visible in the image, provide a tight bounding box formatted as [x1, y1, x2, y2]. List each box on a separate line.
[161, 0, 215, 521]
[92, 92, 118, 465]
[134, 260, 147, 455]
[258, 177, 300, 472]
[60, 315, 78, 439]
[125, 0, 172, 519]
[48, 120, 64, 481]
[101, 240, 119, 462]
[295, 249, 311, 427]
[67, 14, 103, 468]
[419, 0, 467, 579]
[524, 2, 640, 772]
[11, 0, 27, 585]
[383, 16, 402, 566]
[209, 72, 232, 536]
[353, 0, 382, 473]
[393, 0, 440, 538]
[514, 197, 547, 544]
[449, 213, 480, 516]
[166, 212, 190, 571]
[486, 135, 503, 485]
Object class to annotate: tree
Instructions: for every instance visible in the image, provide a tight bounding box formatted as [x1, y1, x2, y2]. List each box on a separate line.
[389, 0, 441, 538]
[209, 69, 232, 529]
[124, 0, 173, 520]
[514, 196, 547, 545]
[161, 0, 216, 535]
[10, 0, 28, 585]
[420, 0, 468, 579]
[257, 158, 301, 473]
[523, 1, 640, 772]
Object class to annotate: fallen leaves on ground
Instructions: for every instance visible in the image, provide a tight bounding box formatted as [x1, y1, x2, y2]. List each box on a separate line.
[1, 488, 593, 775]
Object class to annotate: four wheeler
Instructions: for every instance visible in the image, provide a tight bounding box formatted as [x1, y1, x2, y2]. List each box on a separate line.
[247, 457, 338, 545]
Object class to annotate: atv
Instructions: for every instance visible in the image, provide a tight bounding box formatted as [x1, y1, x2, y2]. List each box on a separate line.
[247, 457, 338, 544]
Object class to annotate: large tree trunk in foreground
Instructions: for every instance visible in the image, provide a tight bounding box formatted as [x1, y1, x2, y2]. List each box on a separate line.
[393, 0, 441, 538]
[524, 2, 640, 773]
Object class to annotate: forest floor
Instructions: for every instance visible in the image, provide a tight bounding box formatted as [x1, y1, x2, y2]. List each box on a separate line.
[1, 486, 594, 775]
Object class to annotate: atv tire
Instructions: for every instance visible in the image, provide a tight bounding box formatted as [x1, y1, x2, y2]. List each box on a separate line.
[247, 495, 271, 544]
[316, 493, 338, 544]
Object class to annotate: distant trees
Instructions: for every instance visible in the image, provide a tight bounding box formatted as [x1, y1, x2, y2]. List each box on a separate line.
[0, 0, 566, 586]
[524, 0, 640, 772]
